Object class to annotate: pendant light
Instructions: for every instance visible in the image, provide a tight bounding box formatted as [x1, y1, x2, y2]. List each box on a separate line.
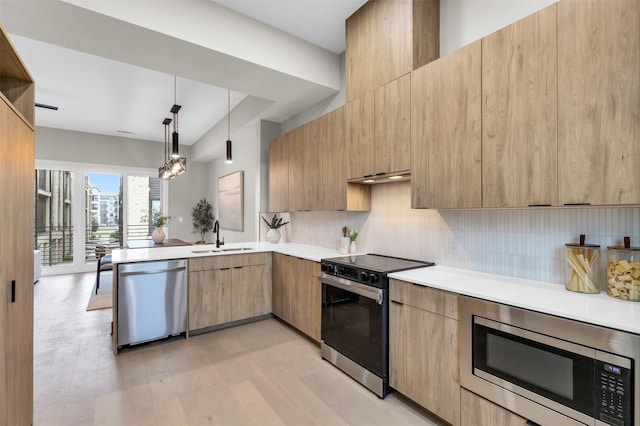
[159, 117, 175, 180]
[171, 76, 181, 159]
[226, 88, 233, 164]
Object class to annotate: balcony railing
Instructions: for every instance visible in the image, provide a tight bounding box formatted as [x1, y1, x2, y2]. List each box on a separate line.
[35, 224, 155, 266]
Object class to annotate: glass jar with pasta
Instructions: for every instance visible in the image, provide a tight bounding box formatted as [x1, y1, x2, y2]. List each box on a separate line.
[607, 237, 640, 302]
[565, 234, 600, 294]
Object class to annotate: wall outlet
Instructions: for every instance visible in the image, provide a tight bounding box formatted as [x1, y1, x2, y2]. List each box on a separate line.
[178, 216, 183, 223]
[449, 236, 457, 253]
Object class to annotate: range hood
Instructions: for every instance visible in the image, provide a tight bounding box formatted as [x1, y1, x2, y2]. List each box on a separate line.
[348, 170, 410, 184]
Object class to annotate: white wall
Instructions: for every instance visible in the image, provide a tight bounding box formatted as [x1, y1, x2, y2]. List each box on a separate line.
[207, 120, 273, 244]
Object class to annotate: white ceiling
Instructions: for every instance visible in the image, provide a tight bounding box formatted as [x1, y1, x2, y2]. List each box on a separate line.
[3, 0, 366, 154]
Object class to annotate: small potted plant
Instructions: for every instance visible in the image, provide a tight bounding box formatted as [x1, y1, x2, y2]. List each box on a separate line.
[141, 209, 171, 244]
[262, 214, 290, 243]
[349, 228, 359, 253]
[191, 197, 214, 244]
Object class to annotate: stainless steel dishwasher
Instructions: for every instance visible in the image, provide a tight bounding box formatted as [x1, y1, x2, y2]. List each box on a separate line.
[117, 258, 187, 347]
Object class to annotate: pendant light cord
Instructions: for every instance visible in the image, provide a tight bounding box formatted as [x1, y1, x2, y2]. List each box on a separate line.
[227, 89, 230, 140]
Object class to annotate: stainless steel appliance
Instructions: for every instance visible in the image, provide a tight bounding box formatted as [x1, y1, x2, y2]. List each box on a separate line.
[117, 258, 188, 347]
[460, 296, 639, 426]
[319, 254, 433, 398]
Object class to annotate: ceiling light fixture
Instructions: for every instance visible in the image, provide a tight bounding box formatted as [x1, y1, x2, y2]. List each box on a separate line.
[226, 89, 233, 164]
[158, 76, 187, 180]
[171, 76, 181, 159]
[159, 117, 175, 180]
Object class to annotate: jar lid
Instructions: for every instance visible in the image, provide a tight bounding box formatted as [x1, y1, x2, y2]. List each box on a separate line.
[608, 237, 640, 251]
[565, 234, 600, 249]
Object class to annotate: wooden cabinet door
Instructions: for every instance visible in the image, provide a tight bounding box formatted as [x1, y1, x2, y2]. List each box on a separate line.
[461, 389, 527, 426]
[346, 0, 376, 102]
[188, 269, 232, 330]
[411, 41, 482, 209]
[304, 119, 322, 211]
[404, 305, 460, 425]
[268, 134, 289, 212]
[0, 98, 34, 426]
[287, 126, 305, 211]
[389, 300, 407, 391]
[346, 91, 375, 179]
[231, 265, 269, 321]
[374, 0, 412, 90]
[321, 107, 347, 211]
[482, 5, 558, 207]
[375, 73, 411, 175]
[292, 258, 321, 342]
[272, 253, 295, 324]
[558, 0, 640, 205]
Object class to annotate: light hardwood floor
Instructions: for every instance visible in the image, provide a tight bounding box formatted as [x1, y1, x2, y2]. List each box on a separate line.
[34, 272, 446, 426]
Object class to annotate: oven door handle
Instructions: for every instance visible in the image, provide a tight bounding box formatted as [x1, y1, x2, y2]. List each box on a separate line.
[319, 274, 383, 304]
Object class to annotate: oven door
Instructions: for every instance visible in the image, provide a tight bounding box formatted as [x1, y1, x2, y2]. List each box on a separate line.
[320, 273, 386, 377]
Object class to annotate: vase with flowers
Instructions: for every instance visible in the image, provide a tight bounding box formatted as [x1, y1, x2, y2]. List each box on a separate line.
[262, 214, 290, 243]
[349, 228, 359, 253]
[141, 209, 171, 244]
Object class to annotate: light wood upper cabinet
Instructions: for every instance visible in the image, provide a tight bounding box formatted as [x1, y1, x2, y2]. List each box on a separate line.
[346, 0, 439, 102]
[461, 389, 528, 426]
[389, 279, 460, 426]
[374, 73, 411, 175]
[268, 133, 289, 212]
[287, 126, 306, 212]
[0, 25, 34, 426]
[558, 0, 640, 205]
[482, 5, 558, 208]
[304, 119, 323, 211]
[346, 91, 375, 180]
[411, 41, 482, 209]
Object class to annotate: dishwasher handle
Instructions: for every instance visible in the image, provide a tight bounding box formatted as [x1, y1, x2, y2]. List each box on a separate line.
[119, 266, 186, 276]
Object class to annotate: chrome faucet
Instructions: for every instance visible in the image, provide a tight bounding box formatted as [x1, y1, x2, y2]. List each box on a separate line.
[213, 220, 224, 248]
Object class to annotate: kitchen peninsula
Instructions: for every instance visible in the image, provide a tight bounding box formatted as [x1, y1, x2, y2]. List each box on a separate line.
[110, 242, 350, 353]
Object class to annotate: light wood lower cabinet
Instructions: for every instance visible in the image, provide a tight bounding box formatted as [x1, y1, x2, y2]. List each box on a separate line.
[389, 279, 460, 426]
[460, 388, 528, 426]
[272, 253, 321, 342]
[188, 253, 271, 331]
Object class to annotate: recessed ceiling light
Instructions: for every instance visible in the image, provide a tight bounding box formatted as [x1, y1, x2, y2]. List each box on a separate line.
[363, 179, 376, 183]
[389, 175, 403, 180]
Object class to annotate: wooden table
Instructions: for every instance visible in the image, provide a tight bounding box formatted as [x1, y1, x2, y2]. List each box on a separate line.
[126, 239, 191, 249]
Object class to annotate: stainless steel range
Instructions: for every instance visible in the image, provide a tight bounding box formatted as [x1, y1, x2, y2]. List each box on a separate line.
[319, 254, 434, 398]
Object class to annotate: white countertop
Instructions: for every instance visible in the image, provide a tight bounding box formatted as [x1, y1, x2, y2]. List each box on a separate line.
[390, 265, 640, 335]
[111, 241, 354, 264]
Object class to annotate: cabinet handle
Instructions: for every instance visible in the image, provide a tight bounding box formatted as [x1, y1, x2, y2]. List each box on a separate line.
[563, 203, 590, 206]
[11, 280, 16, 303]
[233, 266, 243, 269]
[526, 421, 541, 426]
[220, 267, 230, 270]
[390, 300, 403, 306]
[528, 204, 551, 207]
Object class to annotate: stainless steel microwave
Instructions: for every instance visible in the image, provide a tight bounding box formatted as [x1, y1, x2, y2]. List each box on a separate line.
[460, 296, 639, 426]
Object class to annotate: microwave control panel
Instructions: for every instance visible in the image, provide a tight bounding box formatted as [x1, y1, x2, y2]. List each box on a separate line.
[597, 360, 632, 426]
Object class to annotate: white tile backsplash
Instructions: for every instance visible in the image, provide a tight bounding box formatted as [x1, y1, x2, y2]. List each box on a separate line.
[288, 181, 640, 285]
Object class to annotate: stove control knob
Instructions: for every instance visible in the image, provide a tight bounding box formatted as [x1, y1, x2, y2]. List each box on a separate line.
[369, 273, 380, 284]
[360, 271, 369, 282]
